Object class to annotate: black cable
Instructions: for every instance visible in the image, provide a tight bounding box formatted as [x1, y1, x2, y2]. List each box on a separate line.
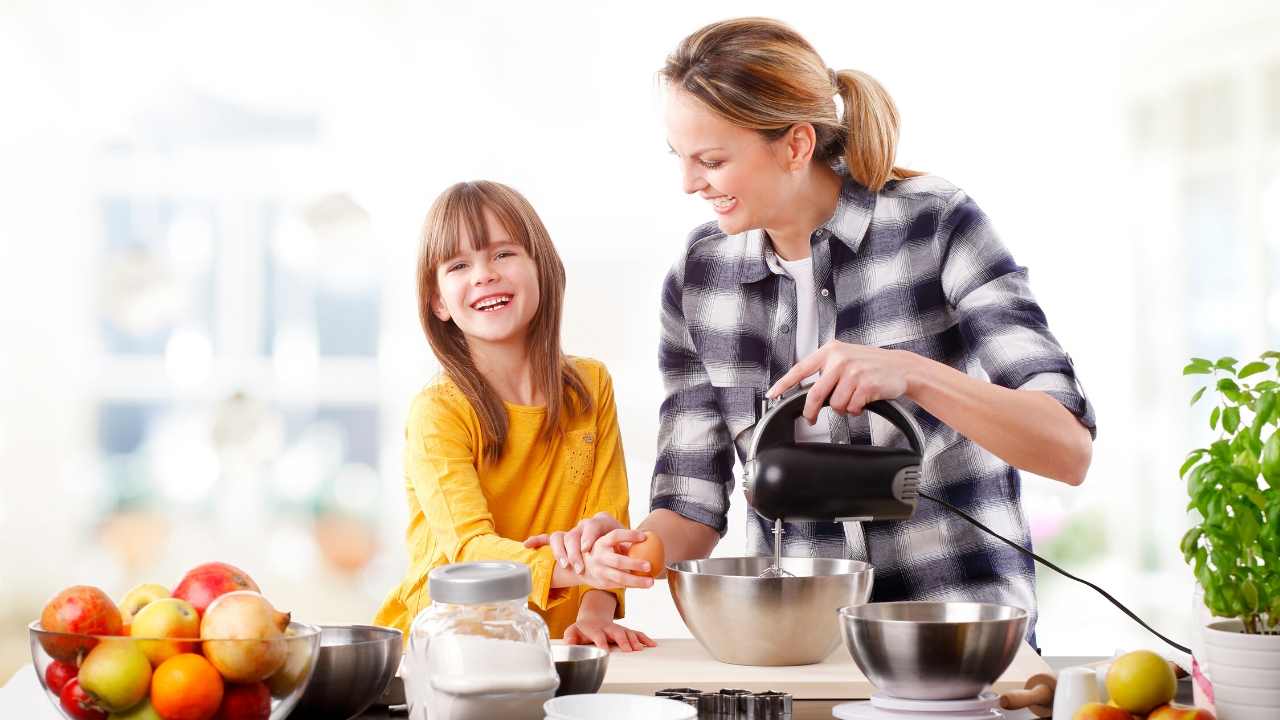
[917, 490, 1192, 655]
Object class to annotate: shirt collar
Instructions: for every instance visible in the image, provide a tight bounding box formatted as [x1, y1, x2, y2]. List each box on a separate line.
[736, 171, 876, 284]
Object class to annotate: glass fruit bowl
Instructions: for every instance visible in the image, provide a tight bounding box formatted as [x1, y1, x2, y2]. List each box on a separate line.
[29, 620, 321, 720]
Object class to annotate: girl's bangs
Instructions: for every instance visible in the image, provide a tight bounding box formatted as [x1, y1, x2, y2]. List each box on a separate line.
[425, 184, 532, 271]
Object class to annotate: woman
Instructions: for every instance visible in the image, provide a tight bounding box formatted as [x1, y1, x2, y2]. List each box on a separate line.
[545, 17, 1095, 645]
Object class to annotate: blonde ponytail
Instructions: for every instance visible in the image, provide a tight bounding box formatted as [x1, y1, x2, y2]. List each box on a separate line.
[661, 17, 922, 193]
[833, 69, 924, 192]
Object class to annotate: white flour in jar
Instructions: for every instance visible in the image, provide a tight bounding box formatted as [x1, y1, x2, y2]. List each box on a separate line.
[416, 635, 558, 720]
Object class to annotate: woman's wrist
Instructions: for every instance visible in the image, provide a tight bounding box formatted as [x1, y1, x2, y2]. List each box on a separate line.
[896, 348, 933, 399]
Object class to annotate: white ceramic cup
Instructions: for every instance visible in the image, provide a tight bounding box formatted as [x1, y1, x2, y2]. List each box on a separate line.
[1053, 666, 1101, 720]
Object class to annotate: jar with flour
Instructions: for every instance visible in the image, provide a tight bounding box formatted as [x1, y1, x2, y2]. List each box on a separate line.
[404, 561, 559, 720]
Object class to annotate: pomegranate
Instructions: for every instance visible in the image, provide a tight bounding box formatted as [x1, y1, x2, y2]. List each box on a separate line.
[39, 585, 123, 662]
[200, 591, 290, 682]
[172, 562, 259, 618]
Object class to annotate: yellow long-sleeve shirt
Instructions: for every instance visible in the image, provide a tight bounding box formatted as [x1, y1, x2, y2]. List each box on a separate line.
[374, 357, 629, 638]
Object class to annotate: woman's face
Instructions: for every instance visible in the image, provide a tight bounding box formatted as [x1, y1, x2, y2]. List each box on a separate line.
[664, 89, 797, 236]
[431, 209, 541, 348]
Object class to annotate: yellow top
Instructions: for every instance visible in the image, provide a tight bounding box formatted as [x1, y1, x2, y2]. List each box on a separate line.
[374, 357, 629, 638]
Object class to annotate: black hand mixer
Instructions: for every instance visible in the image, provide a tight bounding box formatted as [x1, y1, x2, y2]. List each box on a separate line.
[742, 388, 924, 576]
[738, 386, 1192, 654]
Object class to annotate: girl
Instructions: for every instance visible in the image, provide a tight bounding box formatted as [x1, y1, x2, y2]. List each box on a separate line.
[549, 17, 1095, 647]
[374, 180, 655, 652]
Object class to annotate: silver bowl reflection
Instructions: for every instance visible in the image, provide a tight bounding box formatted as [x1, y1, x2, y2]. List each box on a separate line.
[552, 644, 609, 695]
[667, 557, 874, 666]
[289, 624, 402, 719]
[839, 601, 1028, 700]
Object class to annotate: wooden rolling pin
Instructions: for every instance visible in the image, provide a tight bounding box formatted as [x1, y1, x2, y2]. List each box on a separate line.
[998, 659, 1186, 718]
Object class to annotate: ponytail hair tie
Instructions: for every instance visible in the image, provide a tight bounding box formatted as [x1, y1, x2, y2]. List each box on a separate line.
[828, 68, 839, 89]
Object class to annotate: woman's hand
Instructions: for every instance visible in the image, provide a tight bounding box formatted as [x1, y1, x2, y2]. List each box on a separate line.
[564, 616, 657, 652]
[766, 341, 914, 424]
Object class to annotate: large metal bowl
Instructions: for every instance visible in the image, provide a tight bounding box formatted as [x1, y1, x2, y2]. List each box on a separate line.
[667, 557, 873, 666]
[289, 624, 402, 719]
[838, 601, 1028, 700]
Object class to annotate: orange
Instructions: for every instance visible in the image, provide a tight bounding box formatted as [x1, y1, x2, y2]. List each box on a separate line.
[151, 653, 224, 720]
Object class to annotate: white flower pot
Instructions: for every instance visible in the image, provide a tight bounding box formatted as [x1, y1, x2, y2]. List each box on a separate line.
[1203, 619, 1280, 720]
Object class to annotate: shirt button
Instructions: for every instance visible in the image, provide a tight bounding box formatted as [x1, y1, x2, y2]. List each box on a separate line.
[780, 324, 791, 333]
[821, 288, 830, 297]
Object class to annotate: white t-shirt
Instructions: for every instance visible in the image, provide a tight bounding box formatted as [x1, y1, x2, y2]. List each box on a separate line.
[779, 255, 831, 443]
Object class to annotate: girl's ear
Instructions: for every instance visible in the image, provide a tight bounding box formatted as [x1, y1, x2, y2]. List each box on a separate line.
[781, 122, 817, 171]
[430, 293, 451, 322]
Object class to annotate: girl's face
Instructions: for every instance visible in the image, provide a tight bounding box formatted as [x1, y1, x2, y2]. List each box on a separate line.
[431, 210, 541, 349]
[664, 89, 799, 236]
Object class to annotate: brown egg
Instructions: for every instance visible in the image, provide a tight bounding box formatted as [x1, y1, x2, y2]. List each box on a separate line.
[624, 531, 665, 578]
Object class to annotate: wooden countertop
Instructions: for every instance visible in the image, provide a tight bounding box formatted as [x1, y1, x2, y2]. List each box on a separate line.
[597, 638, 1051, 700]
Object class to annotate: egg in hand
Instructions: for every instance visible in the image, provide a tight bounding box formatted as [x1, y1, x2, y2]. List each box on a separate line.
[623, 531, 665, 579]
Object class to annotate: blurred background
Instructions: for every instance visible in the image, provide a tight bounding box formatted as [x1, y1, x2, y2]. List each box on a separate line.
[4, 0, 1280, 682]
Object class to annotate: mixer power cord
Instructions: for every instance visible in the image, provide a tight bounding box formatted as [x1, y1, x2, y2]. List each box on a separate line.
[916, 491, 1192, 655]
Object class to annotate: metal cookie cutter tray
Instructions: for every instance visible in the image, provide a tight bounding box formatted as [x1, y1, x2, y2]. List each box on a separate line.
[656, 687, 794, 719]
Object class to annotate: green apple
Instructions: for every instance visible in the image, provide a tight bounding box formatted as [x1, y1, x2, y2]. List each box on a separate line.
[108, 698, 162, 720]
[130, 598, 199, 666]
[119, 584, 169, 622]
[78, 638, 152, 712]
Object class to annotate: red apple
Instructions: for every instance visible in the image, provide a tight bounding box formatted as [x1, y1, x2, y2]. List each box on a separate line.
[173, 562, 259, 617]
[1073, 702, 1132, 720]
[1149, 703, 1216, 720]
[59, 678, 107, 720]
[200, 591, 290, 683]
[44, 659, 78, 695]
[40, 585, 124, 662]
[213, 682, 271, 720]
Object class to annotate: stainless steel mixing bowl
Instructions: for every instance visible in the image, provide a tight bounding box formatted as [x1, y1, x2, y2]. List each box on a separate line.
[667, 556, 874, 666]
[289, 624, 403, 719]
[838, 601, 1028, 700]
[552, 644, 610, 695]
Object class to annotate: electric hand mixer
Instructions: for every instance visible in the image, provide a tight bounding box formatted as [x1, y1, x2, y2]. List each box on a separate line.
[742, 388, 925, 577]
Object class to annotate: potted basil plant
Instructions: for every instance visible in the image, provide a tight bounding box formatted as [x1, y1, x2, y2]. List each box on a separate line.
[1181, 354, 1280, 719]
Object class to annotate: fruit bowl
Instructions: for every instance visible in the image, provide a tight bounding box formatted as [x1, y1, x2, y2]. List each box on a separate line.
[29, 620, 322, 720]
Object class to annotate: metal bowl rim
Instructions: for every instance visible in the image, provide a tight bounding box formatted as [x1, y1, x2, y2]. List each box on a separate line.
[316, 623, 403, 646]
[666, 557, 874, 577]
[837, 601, 1029, 624]
[552, 644, 609, 662]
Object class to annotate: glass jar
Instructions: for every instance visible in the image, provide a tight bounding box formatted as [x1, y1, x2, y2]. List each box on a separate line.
[404, 561, 558, 720]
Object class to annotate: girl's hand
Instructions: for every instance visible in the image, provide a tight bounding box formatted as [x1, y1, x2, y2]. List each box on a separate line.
[766, 341, 913, 424]
[564, 617, 657, 653]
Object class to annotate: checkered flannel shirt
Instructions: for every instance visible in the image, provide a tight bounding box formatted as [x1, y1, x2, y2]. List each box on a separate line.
[650, 171, 1096, 644]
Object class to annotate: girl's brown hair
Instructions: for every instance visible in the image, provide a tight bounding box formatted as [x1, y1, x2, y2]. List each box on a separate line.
[660, 17, 923, 192]
[417, 181, 591, 462]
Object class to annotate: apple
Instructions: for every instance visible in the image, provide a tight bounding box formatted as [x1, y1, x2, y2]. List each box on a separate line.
[1106, 650, 1177, 714]
[40, 585, 124, 662]
[200, 591, 290, 683]
[213, 682, 271, 720]
[107, 698, 163, 720]
[78, 638, 153, 712]
[265, 627, 313, 697]
[131, 597, 200, 666]
[173, 562, 259, 618]
[1149, 703, 1216, 720]
[1073, 702, 1132, 720]
[119, 584, 170, 622]
[45, 659, 78, 694]
[60, 677, 108, 720]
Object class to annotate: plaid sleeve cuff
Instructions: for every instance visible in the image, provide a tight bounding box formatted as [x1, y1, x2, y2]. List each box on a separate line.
[651, 473, 731, 536]
[1018, 371, 1097, 439]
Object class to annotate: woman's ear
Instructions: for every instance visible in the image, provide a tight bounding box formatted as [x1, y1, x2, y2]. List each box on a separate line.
[782, 123, 817, 171]
[430, 293, 451, 322]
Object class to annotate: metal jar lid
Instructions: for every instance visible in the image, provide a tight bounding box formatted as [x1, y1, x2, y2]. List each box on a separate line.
[428, 561, 532, 604]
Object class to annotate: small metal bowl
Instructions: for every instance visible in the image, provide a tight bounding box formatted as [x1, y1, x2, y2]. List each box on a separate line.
[289, 624, 402, 719]
[839, 601, 1028, 700]
[552, 644, 610, 695]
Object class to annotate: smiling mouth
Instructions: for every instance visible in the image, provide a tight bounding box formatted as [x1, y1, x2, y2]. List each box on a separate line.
[710, 195, 736, 208]
[471, 294, 513, 312]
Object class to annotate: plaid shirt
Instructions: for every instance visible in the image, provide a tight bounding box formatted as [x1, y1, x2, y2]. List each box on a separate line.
[651, 171, 1096, 644]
